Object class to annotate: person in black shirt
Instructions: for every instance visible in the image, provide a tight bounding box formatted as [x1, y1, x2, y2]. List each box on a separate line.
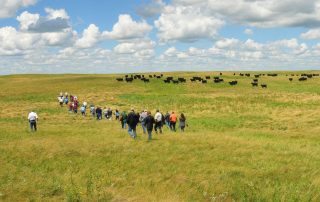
[96, 106, 102, 120]
[145, 111, 155, 141]
[127, 108, 139, 139]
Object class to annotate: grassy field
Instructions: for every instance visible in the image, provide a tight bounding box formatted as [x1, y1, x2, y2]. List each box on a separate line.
[1, 72, 320, 201]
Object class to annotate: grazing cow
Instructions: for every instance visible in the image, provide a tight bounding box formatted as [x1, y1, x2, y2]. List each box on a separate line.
[299, 77, 307, 81]
[306, 74, 313, 78]
[172, 80, 179, 84]
[289, 78, 293, 81]
[202, 80, 207, 83]
[125, 75, 128, 78]
[156, 76, 161, 79]
[254, 75, 260, 78]
[245, 73, 251, 77]
[205, 76, 211, 79]
[214, 76, 220, 80]
[149, 75, 153, 78]
[167, 77, 174, 81]
[253, 79, 258, 83]
[178, 78, 186, 83]
[144, 79, 150, 83]
[190, 78, 196, 82]
[251, 82, 258, 87]
[163, 80, 170, 83]
[116, 78, 124, 82]
[126, 78, 133, 82]
[220, 72, 223, 76]
[267, 74, 278, 77]
[261, 84, 267, 88]
[240, 73, 244, 76]
[313, 74, 319, 76]
[229, 81, 238, 86]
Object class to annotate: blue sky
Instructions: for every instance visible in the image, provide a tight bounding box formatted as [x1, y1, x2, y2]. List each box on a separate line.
[0, 0, 320, 74]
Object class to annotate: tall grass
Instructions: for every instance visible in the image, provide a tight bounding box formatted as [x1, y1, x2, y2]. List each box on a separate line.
[1, 72, 320, 201]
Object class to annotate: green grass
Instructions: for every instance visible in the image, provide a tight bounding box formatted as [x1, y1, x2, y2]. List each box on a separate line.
[1, 72, 320, 201]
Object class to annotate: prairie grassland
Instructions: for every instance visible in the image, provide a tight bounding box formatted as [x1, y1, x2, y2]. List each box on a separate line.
[1, 72, 320, 201]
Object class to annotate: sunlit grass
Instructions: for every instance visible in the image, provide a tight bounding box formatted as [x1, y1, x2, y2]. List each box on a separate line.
[1, 72, 320, 201]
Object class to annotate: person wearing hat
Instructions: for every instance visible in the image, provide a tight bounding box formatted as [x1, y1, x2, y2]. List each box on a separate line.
[28, 111, 38, 132]
[127, 108, 139, 139]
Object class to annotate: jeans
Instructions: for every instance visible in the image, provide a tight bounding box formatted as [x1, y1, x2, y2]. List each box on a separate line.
[147, 130, 152, 140]
[30, 120, 37, 132]
[122, 120, 127, 129]
[128, 125, 137, 138]
[141, 122, 147, 134]
[97, 113, 102, 120]
[165, 120, 170, 129]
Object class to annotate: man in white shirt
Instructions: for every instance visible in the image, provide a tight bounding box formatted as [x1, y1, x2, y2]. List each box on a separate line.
[154, 109, 163, 134]
[28, 111, 38, 132]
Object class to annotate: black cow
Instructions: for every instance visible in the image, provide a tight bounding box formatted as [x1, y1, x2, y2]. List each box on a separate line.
[229, 81, 238, 86]
[202, 80, 207, 83]
[289, 78, 293, 81]
[253, 79, 258, 83]
[251, 82, 258, 87]
[261, 84, 267, 88]
[116, 78, 124, 82]
[205, 76, 211, 79]
[163, 80, 170, 83]
[254, 75, 260, 78]
[299, 77, 307, 81]
[172, 80, 179, 84]
[144, 79, 150, 83]
[126, 78, 133, 82]
[178, 78, 186, 83]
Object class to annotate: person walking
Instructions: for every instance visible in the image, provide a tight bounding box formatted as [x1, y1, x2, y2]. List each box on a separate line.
[139, 110, 147, 134]
[145, 111, 155, 140]
[120, 111, 128, 129]
[90, 104, 95, 118]
[127, 108, 139, 139]
[96, 106, 102, 120]
[115, 109, 120, 120]
[154, 109, 163, 134]
[169, 111, 177, 132]
[28, 111, 38, 132]
[164, 111, 170, 129]
[80, 105, 86, 117]
[107, 108, 112, 120]
[179, 113, 187, 132]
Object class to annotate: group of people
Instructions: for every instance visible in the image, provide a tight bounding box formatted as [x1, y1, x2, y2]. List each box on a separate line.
[48, 92, 188, 141]
[120, 109, 187, 140]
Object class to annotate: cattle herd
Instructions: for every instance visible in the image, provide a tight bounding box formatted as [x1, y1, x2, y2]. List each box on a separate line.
[115, 72, 320, 88]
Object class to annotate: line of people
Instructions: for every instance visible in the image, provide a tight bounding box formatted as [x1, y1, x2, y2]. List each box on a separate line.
[57, 92, 187, 141]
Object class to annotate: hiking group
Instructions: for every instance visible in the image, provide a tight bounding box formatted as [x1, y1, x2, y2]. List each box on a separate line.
[38, 92, 187, 141]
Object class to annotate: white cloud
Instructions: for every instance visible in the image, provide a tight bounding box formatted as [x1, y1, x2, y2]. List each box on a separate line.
[155, 6, 224, 42]
[114, 39, 155, 58]
[215, 38, 239, 49]
[17, 9, 70, 33]
[45, 7, 69, 20]
[16, 11, 39, 31]
[102, 14, 152, 40]
[0, 26, 38, 55]
[301, 29, 320, 40]
[136, 0, 166, 18]
[0, 0, 37, 18]
[75, 24, 101, 49]
[244, 29, 253, 35]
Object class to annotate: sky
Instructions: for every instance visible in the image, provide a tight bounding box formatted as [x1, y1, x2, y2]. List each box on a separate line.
[0, 0, 320, 74]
